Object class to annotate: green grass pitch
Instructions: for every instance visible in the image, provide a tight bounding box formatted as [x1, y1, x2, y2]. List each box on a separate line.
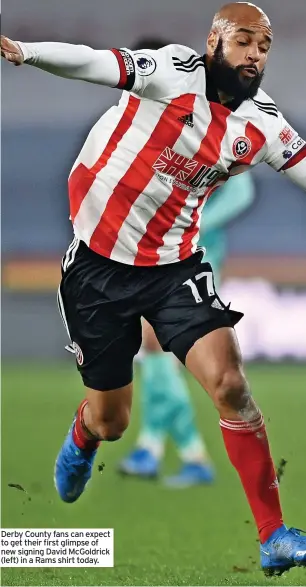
[1, 362, 306, 586]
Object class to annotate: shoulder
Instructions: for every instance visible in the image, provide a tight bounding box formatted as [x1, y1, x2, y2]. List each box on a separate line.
[136, 43, 203, 71]
[252, 89, 279, 119]
[167, 44, 204, 73]
[250, 88, 283, 142]
[129, 44, 204, 99]
[251, 94, 304, 167]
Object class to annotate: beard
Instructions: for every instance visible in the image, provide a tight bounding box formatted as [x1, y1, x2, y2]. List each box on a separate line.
[209, 38, 264, 101]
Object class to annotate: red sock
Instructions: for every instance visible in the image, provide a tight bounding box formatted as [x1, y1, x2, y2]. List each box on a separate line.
[220, 413, 283, 543]
[73, 399, 101, 451]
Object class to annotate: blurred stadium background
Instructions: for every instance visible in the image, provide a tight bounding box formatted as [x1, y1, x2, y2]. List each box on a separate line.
[2, 1, 306, 586]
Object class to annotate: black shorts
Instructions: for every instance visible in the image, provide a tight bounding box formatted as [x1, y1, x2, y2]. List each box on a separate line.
[58, 238, 243, 391]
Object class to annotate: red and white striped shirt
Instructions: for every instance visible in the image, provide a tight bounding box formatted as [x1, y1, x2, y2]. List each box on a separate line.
[20, 41, 306, 266]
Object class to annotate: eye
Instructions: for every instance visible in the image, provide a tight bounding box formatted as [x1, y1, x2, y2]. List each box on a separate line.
[259, 47, 269, 54]
[237, 41, 248, 46]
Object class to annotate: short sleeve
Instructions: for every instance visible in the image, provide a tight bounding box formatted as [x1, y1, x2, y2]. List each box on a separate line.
[264, 112, 306, 172]
[110, 44, 199, 99]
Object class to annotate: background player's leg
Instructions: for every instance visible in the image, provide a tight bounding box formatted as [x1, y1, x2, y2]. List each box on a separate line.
[118, 322, 168, 477]
[135, 321, 168, 466]
[119, 320, 214, 486]
[184, 326, 283, 544]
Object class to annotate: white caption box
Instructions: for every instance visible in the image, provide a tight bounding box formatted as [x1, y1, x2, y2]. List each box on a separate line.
[1, 528, 114, 567]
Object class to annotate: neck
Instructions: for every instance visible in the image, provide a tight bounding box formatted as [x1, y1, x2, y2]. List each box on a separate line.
[218, 90, 234, 104]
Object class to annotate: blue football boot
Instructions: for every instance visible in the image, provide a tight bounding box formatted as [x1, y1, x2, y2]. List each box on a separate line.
[54, 417, 97, 503]
[163, 462, 215, 488]
[260, 524, 306, 576]
[118, 448, 159, 478]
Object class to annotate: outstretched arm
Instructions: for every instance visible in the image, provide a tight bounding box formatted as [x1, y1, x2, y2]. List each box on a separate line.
[1, 35, 121, 86]
[1, 35, 183, 99]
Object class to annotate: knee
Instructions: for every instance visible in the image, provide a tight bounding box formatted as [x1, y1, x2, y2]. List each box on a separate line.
[91, 409, 130, 441]
[213, 369, 250, 412]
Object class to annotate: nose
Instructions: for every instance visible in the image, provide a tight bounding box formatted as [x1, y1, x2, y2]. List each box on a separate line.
[246, 43, 260, 63]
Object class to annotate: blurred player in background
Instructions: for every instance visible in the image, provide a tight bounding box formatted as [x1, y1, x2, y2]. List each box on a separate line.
[2, 1, 306, 576]
[119, 169, 255, 487]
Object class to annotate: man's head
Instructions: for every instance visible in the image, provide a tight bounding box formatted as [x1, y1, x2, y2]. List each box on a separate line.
[206, 2, 273, 101]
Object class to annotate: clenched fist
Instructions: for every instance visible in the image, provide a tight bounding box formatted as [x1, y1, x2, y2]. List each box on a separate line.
[1, 35, 24, 65]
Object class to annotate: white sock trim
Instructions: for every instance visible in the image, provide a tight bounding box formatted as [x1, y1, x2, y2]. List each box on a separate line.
[220, 413, 264, 432]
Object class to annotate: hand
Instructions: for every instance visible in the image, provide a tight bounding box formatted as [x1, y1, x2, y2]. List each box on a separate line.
[1, 35, 24, 65]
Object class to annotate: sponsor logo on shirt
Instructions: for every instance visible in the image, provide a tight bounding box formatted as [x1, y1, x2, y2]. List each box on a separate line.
[281, 136, 305, 160]
[291, 137, 305, 151]
[153, 146, 224, 192]
[232, 136, 252, 159]
[279, 126, 295, 145]
[135, 52, 157, 76]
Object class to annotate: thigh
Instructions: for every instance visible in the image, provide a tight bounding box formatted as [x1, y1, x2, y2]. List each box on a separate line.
[144, 259, 244, 365]
[58, 240, 142, 391]
[185, 326, 244, 397]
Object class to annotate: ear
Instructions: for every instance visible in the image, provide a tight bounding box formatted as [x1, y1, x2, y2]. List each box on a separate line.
[207, 31, 218, 56]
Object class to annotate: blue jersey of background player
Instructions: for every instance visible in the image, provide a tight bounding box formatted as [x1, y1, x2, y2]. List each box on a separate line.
[119, 170, 255, 487]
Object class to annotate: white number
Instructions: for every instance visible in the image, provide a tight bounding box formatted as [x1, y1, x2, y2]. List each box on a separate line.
[183, 271, 215, 304]
[183, 278, 203, 303]
[195, 271, 215, 295]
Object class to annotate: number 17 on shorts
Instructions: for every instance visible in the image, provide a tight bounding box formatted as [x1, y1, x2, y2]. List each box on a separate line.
[183, 270, 216, 303]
